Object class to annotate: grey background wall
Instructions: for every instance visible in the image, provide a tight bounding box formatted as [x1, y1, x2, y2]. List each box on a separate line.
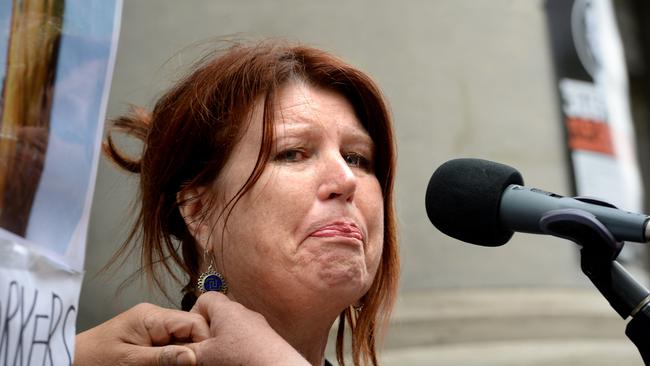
[78, 1, 641, 363]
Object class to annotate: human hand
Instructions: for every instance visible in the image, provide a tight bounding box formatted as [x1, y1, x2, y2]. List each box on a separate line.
[189, 292, 310, 365]
[74, 303, 210, 366]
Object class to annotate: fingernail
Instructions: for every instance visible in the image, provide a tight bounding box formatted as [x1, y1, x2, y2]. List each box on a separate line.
[175, 349, 196, 366]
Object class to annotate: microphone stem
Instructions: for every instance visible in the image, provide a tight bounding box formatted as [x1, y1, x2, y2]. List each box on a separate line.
[611, 261, 650, 318]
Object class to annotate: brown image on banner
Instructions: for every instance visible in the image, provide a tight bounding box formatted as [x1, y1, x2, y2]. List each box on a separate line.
[565, 117, 615, 156]
[0, 0, 64, 237]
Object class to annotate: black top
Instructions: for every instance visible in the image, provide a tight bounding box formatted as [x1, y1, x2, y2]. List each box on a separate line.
[181, 292, 197, 311]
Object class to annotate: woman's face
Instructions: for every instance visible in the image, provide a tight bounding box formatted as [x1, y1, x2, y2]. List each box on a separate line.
[207, 82, 384, 310]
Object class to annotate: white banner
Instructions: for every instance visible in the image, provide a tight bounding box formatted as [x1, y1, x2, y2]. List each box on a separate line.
[0, 0, 122, 364]
[0, 241, 82, 366]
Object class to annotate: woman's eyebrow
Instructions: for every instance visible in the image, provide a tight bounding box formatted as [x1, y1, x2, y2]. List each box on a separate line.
[275, 117, 374, 147]
[343, 126, 374, 148]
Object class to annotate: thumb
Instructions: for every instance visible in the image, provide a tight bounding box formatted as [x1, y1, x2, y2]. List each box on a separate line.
[133, 344, 197, 366]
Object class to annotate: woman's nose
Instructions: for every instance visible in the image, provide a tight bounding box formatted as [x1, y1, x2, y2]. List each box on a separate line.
[317, 152, 357, 202]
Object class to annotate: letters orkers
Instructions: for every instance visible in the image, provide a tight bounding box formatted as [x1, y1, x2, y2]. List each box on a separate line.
[0, 280, 76, 366]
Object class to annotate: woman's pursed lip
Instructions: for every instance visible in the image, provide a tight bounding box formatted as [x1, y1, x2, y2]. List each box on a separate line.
[309, 223, 364, 241]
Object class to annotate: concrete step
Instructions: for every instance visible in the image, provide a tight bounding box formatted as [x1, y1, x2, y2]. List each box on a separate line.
[328, 288, 644, 364]
[384, 288, 630, 348]
[379, 339, 641, 366]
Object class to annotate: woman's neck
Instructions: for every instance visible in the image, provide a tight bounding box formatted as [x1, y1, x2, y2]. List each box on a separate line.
[233, 292, 343, 366]
[266, 312, 332, 365]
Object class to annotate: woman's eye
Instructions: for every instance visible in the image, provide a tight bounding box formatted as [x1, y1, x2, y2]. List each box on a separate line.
[344, 152, 372, 171]
[275, 149, 305, 162]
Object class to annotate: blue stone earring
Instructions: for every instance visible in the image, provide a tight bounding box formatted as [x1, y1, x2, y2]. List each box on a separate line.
[198, 251, 228, 294]
[198, 265, 228, 293]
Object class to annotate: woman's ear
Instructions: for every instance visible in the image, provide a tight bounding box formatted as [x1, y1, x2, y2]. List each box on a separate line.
[177, 187, 210, 251]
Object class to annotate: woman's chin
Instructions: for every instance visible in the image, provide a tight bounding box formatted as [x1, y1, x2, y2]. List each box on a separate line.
[314, 262, 371, 298]
[294, 248, 375, 300]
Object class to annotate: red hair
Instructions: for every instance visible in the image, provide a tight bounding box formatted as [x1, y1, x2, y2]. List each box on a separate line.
[105, 40, 398, 365]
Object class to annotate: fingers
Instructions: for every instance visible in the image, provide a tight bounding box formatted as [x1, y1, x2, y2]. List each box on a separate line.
[115, 303, 210, 347]
[190, 292, 269, 329]
[129, 344, 197, 366]
[74, 303, 209, 366]
[189, 291, 229, 321]
[137, 304, 211, 345]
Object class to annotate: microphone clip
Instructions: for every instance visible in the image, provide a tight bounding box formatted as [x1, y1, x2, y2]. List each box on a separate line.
[539, 204, 650, 364]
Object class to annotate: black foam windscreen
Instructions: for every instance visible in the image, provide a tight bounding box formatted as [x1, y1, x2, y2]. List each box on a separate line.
[425, 158, 524, 246]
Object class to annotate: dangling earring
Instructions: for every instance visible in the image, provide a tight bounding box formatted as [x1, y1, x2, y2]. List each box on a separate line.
[197, 248, 228, 294]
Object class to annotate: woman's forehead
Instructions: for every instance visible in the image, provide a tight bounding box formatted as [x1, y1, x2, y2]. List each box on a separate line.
[272, 84, 371, 138]
[237, 82, 374, 150]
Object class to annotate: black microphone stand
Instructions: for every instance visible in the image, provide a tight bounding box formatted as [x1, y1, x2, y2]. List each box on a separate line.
[538, 199, 650, 365]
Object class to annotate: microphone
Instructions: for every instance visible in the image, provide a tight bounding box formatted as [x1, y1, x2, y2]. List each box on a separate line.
[425, 158, 650, 246]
